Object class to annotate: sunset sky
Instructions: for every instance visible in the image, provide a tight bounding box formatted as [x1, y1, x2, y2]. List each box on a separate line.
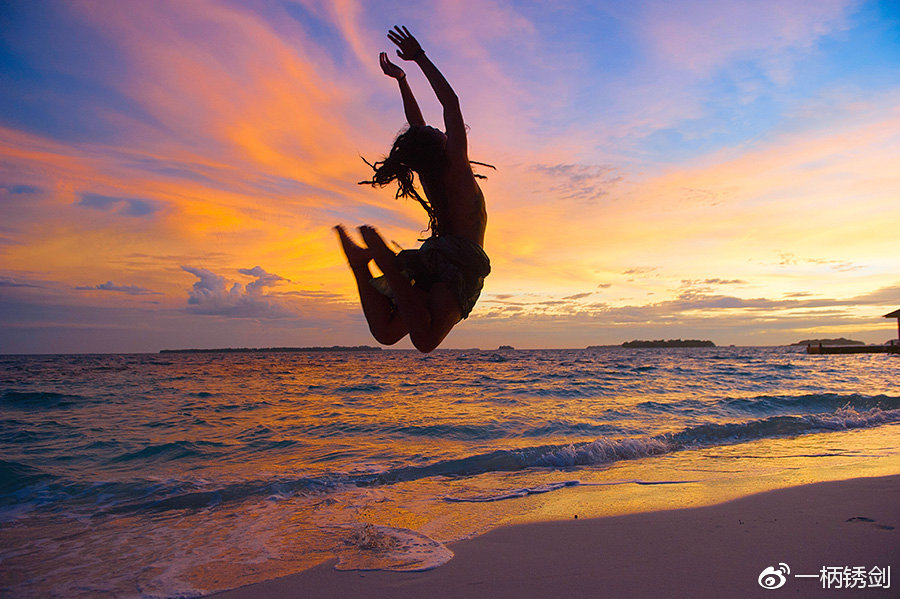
[1, 0, 898, 353]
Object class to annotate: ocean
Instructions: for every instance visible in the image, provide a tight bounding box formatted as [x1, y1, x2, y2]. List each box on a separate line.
[1, 347, 898, 598]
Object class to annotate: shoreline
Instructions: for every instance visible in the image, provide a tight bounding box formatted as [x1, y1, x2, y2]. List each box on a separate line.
[209, 474, 899, 598]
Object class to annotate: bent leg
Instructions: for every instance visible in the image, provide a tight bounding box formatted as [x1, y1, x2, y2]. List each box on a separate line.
[359, 225, 461, 352]
[335, 225, 406, 345]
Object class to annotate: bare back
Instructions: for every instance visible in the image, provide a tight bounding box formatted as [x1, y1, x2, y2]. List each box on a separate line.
[420, 165, 486, 246]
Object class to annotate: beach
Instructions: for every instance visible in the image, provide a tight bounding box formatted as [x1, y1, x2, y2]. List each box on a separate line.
[1, 348, 897, 598]
[211, 474, 899, 599]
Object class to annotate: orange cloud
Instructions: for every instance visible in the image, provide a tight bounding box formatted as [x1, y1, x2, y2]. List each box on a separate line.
[2, 0, 897, 350]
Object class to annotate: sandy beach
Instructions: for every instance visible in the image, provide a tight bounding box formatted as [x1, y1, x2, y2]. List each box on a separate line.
[210, 474, 898, 599]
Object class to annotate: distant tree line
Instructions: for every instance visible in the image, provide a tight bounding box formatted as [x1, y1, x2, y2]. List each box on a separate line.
[159, 346, 382, 354]
[791, 338, 864, 346]
[620, 339, 716, 348]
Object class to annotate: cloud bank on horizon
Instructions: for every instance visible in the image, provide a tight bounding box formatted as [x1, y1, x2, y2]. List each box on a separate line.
[1, 0, 898, 352]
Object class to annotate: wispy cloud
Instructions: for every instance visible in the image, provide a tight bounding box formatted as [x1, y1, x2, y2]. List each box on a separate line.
[0, 277, 44, 289]
[75, 281, 160, 295]
[684, 279, 747, 286]
[473, 282, 900, 345]
[527, 163, 622, 204]
[1, 184, 40, 195]
[562, 292, 594, 300]
[77, 193, 162, 218]
[640, 0, 858, 78]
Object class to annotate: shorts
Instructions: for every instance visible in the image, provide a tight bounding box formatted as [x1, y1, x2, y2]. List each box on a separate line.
[369, 235, 490, 319]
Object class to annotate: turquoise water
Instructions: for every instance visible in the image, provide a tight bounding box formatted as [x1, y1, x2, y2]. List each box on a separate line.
[1, 347, 898, 597]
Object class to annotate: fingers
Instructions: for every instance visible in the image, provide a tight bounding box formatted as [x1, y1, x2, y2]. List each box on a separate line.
[387, 25, 410, 44]
[379, 52, 404, 77]
[387, 26, 419, 60]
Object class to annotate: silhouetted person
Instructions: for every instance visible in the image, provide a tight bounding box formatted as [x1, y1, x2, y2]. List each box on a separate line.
[336, 26, 490, 352]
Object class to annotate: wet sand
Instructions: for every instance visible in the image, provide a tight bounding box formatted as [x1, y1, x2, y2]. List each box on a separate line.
[209, 475, 898, 598]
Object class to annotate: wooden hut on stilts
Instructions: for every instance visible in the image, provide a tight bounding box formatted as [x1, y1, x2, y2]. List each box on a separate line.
[884, 308, 900, 347]
[806, 308, 900, 354]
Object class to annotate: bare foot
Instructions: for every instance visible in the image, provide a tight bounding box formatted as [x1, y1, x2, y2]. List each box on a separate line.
[335, 225, 372, 270]
[358, 225, 396, 263]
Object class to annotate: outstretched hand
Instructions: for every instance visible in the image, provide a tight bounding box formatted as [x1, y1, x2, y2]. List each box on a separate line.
[387, 25, 423, 61]
[379, 52, 405, 79]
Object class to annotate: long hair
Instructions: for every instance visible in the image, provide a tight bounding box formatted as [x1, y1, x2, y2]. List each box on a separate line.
[359, 125, 493, 236]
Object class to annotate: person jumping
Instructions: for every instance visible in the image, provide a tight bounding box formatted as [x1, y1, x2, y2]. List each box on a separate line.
[336, 26, 490, 353]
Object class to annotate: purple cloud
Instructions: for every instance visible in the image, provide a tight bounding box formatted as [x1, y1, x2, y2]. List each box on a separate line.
[75, 281, 160, 295]
[77, 193, 161, 217]
[237, 266, 288, 294]
[181, 265, 293, 318]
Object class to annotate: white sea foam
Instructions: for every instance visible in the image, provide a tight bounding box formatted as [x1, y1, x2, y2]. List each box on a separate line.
[335, 524, 453, 571]
[534, 437, 672, 467]
[804, 407, 900, 430]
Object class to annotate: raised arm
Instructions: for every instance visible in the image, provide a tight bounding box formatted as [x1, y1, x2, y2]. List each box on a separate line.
[388, 26, 467, 162]
[380, 52, 425, 127]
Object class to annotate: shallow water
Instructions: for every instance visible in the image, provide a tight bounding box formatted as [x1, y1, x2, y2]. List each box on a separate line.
[1, 347, 898, 597]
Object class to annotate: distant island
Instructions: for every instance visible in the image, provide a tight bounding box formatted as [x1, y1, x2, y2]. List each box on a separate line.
[497, 345, 515, 350]
[790, 338, 865, 346]
[622, 339, 716, 348]
[160, 345, 382, 354]
[587, 339, 716, 349]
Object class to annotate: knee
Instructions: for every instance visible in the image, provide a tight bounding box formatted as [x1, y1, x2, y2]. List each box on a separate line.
[369, 325, 405, 346]
[409, 333, 440, 353]
[412, 340, 438, 353]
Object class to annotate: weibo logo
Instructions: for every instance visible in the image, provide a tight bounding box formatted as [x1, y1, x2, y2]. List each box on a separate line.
[758, 563, 790, 589]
